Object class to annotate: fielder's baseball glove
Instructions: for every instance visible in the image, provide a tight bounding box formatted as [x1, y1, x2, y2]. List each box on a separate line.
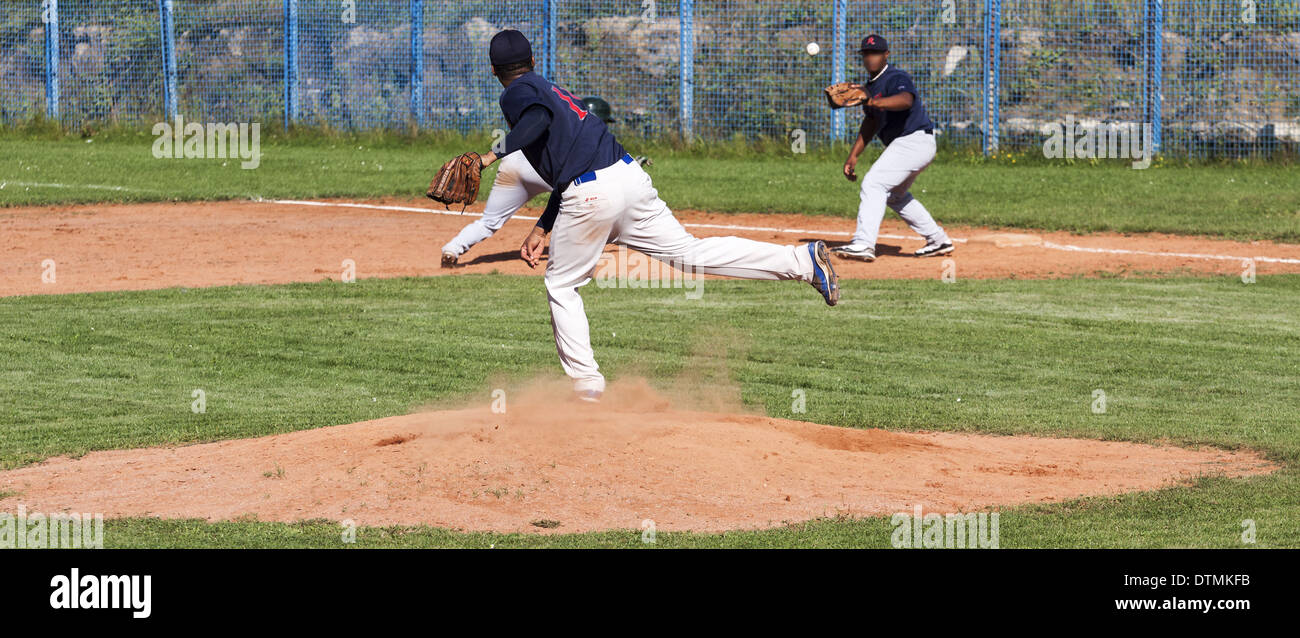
[824, 82, 868, 109]
[426, 152, 483, 210]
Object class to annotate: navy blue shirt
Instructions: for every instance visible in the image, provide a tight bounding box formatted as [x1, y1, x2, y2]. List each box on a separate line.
[862, 65, 933, 146]
[499, 71, 626, 188]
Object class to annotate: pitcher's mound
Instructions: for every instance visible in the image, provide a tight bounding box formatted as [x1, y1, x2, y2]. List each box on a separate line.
[0, 380, 1273, 534]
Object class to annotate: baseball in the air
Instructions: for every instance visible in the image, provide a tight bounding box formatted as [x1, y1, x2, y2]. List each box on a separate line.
[805, 42, 820, 56]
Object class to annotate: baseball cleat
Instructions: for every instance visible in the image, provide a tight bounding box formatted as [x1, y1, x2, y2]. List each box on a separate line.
[807, 241, 840, 306]
[914, 241, 954, 258]
[575, 389, 602, 403]
[831, 244, 876, 262]
[441, 252, 459, 268]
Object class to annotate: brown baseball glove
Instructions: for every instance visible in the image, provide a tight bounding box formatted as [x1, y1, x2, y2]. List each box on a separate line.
[426, 152, 483, 210]
[824, 82, 867, 109]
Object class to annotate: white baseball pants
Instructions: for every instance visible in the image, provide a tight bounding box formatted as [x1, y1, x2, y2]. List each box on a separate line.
[546, 159, 817, 393]
[441, 150, 552, 257]
[850, 130, 950, 249]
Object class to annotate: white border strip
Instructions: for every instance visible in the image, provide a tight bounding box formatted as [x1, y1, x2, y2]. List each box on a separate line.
[267, 199, 1300, 265]
[1, 180, 151, 192]
[1042, 241, 1300, 265]
[267, 198, 952, 243]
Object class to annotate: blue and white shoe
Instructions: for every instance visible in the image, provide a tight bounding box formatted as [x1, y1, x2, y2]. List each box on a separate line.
[576, 389, 602, 403]
[807, 241, 840, 306]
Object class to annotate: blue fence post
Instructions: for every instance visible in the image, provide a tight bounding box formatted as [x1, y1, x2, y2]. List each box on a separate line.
[831, 0, 847, 142]
[158, 0, 177, 121]
[981, 0, 1001, 155]
[283, 0, 298, 128]
[1144, 0, 1163, 154]
[411, 0, 424, 127]
[541, 0, 556, 80]
[680, 0, 694, 141]
[43, 0, 60, 119]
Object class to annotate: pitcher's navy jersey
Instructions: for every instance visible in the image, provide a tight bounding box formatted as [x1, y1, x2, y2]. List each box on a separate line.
[499, 71, 626, 188]
[862, 66, 933, 146]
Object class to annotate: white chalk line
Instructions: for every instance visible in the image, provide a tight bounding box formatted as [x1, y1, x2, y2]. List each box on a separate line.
[0, 180, 156, 193]
[267, 198, 953, 244]
[1041, 241, 1300, 265]
[5, 185, 1294, 266]
[269, 198, 1300, 266]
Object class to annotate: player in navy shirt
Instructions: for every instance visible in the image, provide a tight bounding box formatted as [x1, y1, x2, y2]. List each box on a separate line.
[833, 34, 953, 262]
[463, 30, 840, 402]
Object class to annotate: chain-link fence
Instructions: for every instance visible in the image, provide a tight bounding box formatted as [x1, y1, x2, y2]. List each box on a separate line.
[2, 0, 1298, 157]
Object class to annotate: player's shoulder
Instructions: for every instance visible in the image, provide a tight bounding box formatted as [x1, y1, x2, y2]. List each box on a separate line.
[502, 71, 547, 98]
[500, 72, 547, 113]
[864, 65, 910, 87]
[884, 66, 914, 82]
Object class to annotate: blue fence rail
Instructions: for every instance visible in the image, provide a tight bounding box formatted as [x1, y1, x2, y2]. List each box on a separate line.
[2, 0, 1298, 157]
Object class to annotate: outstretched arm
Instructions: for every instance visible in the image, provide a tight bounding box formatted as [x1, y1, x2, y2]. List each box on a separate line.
[866, 92, 914, 111]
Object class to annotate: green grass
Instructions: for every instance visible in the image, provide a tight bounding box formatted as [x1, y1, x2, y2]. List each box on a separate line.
[2, 132, 1299, 241]
[1, 274, 1297, 547]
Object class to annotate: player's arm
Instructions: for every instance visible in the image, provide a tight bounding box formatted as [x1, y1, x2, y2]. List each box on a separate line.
[866, 92, 913, 111]
[520, 189, 560, 268]
[844, 110, 882, 182]
[481, 102, 554, 166]
[867, 73, 917, 112]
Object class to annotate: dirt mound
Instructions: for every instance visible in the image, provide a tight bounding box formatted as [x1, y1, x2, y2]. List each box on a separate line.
[0, 379, 1274, 534]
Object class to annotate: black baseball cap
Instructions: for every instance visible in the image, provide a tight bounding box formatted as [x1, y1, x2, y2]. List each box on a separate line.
[859, 34, 888, 52]
[489, 29, 532, 66]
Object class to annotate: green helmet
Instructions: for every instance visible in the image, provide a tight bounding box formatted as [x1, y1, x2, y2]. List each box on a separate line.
[581, 97, 615, 123]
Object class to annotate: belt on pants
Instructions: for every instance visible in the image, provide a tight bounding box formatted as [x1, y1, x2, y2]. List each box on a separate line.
[570, 154, 635, 187]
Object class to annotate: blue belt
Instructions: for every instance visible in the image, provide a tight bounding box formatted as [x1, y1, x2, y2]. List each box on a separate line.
[571, 154, 634, 187]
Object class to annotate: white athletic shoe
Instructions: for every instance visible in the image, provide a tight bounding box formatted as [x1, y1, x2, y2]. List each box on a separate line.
[831, 244, 876, 262]
[573, 378, 605, 403]
[914, 241, 954, 258]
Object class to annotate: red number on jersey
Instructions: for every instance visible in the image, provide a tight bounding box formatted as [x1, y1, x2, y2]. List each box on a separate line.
[551, 87, 588, 120]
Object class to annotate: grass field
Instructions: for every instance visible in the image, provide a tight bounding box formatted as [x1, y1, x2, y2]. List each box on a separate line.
[2, 274, 1297, 548]
[3, 131, 1300, 241]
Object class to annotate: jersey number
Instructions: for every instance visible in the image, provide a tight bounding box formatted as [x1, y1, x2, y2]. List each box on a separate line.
[551, 87, 588, 120]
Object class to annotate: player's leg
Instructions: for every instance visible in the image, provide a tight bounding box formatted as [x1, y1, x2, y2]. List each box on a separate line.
[836, 133, 936, 261]
[441, 151, 550, 266]
[609, 161, 838, 304]
[887, 188, 953, 257]
[882, 133, 952, 256]
[543, 178, 625, 398]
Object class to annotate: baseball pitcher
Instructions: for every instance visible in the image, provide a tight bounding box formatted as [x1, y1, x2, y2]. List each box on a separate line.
[440, 30, 840, 402]
[440, 101, 630, 268]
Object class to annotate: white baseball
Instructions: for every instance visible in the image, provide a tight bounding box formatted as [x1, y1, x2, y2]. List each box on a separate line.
[805, 42, 820, 56]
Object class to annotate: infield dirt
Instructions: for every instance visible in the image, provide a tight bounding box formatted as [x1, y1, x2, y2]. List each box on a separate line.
[3, 198, 1299, 297]
[0, 378, 1275, 534]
